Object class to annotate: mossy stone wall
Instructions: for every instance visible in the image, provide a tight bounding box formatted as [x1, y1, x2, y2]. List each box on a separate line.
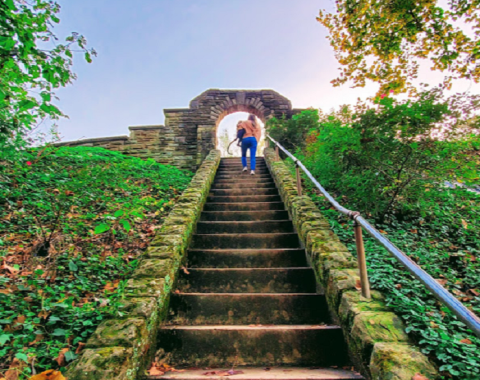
[264, 148, 438, 380]
[66, 150, 221, 380]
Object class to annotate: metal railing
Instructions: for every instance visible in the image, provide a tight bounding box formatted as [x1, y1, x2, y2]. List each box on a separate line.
[268, 134, 480, 338]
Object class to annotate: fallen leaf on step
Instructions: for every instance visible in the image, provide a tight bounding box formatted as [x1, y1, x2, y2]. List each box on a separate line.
[263, 368, 271, 371]
[28, 370, 66, 380]
[148, 367, 165, 376]
[355, 279, 362, 291]
[412, 374, 429, 380]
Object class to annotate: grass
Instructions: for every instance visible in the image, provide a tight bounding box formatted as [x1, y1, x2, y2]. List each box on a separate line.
[0, 146, 192, 378]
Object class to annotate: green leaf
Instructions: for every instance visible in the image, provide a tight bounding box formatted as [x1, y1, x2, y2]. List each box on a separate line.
[0, 334, 11, 345]
[15, 352, 28, 362]
[85, 52, 92, 63]
[114, 210, 124, 218]
[64, 350, 77, 362]
[52, 328, 68, 336]
[119, 219, 131, 232]
[94, 223, 110, 234]
[68, 260, 78, 272]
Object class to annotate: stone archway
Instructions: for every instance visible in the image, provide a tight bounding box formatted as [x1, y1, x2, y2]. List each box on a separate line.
[163, 89, 297, 168]
[55, 89, 300, 171]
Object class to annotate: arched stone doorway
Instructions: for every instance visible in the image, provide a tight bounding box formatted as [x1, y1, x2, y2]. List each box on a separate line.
[163, 89, 298, 169]
[55, 89, 300, 171]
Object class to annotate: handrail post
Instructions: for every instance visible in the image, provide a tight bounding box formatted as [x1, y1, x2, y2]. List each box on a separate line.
[275, 146, 280, 161]
[353, 217, 371, 299]
[295, 162, 302, 196]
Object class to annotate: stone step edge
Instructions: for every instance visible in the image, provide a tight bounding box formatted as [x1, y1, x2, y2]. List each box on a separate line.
[146, 366, 363, 380]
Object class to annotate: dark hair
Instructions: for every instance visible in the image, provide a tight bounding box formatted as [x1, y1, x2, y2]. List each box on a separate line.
[248, 114, 256, 128]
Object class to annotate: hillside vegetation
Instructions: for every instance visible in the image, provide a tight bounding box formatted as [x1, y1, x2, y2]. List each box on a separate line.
[0, 147, 191, 378]
[267, 92, 480, 379]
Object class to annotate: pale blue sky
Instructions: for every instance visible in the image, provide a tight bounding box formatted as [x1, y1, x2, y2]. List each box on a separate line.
[52, 1, 479, 142]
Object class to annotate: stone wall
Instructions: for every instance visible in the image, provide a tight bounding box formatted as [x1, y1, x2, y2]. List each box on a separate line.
[55, 89, 302, 171]
[263, 148, 439, 380]
[66, 150, 221, 380]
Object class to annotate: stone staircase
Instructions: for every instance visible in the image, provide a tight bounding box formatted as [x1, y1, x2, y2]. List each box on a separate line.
[148, 157, 363, 380]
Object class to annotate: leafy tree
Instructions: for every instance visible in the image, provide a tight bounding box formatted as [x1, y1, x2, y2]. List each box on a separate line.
[268, 90, 480, 219]
[317, 0, 480, 94]
[0, 0, 95, 144]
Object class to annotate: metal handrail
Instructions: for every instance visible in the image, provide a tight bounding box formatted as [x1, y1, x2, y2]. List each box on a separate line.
[267, 134, 480, 338]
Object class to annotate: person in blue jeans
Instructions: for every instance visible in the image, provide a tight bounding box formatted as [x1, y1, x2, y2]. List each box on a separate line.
[238, 114, 261, 175]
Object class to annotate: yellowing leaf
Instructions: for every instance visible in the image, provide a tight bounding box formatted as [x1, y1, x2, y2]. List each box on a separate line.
[461, 219, 468, 229]
[29, 370, 66, 380]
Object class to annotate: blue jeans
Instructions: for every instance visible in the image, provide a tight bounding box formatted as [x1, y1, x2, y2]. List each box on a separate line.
[241, 137, 257, 170]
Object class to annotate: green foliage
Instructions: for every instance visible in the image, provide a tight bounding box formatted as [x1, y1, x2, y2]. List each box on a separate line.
[274, 93, 480, 378]
[0, 0, 95, 144]
[307, 186, 480, 379]
[0, 146, 192, 376]
[269, 91, 480, 219]
[266, 109, 319, 153]
[317, 0, 480, 94]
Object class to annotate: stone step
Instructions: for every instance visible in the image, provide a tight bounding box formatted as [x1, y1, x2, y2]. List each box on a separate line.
[147, 367, 363, 380]
[168, 293, 330, 325]
[200, 210, 289, 221]
[203, 202, 284, 212]
[207, 195, 281, 203]
[219, 160, 266, 165]
[218, 163, 268, 168]
[214, 178, 274, 184]
[187, 248, 308, 268]
[191, 233, 299, 249]
[156, 325, 349, 367]
[196, 221, 293, 234]
[177, 268, 315, 293]
[215, 174, 272, 180]
[209, 188, 279, 196]
[211, 183, 275, 189]
[216, 169, 270, 175]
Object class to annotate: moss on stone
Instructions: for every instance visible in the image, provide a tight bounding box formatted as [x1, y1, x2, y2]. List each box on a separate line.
[350, 311, 410, 366]
[125, 277, 166, 298]
[132, 258, 173, 279]
[65, 347, 134, 380]
[338, 290, 389, 329]
[117, 297, 157, 319]
[326, 269, 360, 312]
[86, 318, 148, 348]
[370, 343, 438, 380]
[145, 245, 181, 259]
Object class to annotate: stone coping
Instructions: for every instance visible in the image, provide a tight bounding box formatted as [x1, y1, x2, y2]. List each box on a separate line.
[54, 135, 129, 146]
[263, 148, 438, 380]
[129, 125, 165, 130]
[66, 150, 221, 380]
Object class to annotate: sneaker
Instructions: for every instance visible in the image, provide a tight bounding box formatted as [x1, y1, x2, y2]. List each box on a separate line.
[242, 167, 247, 172]
[251, 170, 255, 175]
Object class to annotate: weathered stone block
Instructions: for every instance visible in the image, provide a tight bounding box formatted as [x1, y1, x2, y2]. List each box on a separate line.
[350, 311, 409, 362]
[65, 347, 134, 380]
[370, 343, 438, 380]
[117, 297, 157, 319]
[316, 251, 358, 283]
[86, 318, 148, 348]
[326, 269, 360, 311]
[307, 229, 350, 256]
[132, 259, 173, 279]
[338, 290, 389, 330]
[125, 278, 166, 298]
[145, 245, 181, 259]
